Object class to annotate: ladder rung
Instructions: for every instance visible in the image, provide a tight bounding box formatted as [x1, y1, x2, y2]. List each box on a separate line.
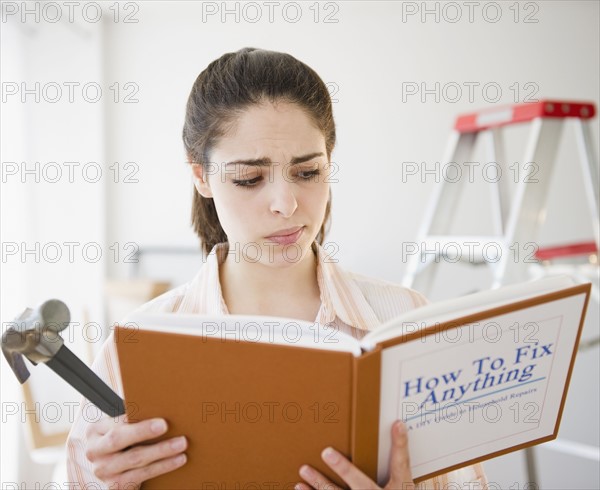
[455, 100, 596, 133]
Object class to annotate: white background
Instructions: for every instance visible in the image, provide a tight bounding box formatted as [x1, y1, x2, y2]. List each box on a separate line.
[1, 1, 599, 487]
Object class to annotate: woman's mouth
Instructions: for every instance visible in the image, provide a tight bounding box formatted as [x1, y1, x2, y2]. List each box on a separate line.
[265, 226, 304, 245]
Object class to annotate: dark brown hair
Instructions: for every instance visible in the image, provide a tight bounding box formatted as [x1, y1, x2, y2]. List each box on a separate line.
[182, 47, 335, 256]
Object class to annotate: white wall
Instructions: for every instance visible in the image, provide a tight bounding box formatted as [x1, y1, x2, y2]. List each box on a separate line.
[101, 1, 599, 287]
[2, 0, 598, 487]
[1, 7, 105, 486]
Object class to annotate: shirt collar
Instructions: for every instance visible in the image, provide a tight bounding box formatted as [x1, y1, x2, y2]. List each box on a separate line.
[312, 241, 382, 331]
[194, 241, 381, 331]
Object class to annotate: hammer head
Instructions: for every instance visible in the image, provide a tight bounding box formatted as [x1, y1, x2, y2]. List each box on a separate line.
[2, 299, 71, 383]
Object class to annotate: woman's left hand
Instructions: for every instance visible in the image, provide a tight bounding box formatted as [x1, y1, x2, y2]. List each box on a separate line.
[295, 420, 415, 490]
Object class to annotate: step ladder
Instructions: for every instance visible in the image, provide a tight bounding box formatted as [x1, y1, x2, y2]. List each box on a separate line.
[402, 99, 600, 486]
[402, 100, 599, 295]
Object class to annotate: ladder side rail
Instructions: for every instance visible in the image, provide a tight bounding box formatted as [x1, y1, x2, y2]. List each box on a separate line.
[573, 118, 600, 248]
[402, 131, 475, 291]
[484, 128, 510, 236]
[494, 118, 565, 287]
[426, 131, 478, 235]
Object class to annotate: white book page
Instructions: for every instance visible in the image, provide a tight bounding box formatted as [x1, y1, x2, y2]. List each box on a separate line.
[360, 275, 575, 351]
[121, 312, 363, 356]
[375, 291, 587, 483]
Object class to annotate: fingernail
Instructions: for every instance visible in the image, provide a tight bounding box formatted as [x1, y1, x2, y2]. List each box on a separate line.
[395, 421, 406, 435]
[322, 447, 339, 464]
[151, 419, 167, 434]
[294, 484, 304, 490]
[299, 465, 312, 479]
[175, 453, 187, 465]
[170, 436, 186, 451]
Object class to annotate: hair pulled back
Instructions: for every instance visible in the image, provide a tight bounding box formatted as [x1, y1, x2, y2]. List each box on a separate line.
[182, 47, 335, 256]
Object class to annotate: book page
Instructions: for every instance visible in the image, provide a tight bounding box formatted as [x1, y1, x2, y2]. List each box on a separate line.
[122, 312, 363, 356]
[360, 275, 575, 351]
[376, 291, 588, 483]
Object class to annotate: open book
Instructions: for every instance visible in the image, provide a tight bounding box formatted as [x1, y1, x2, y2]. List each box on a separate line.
[115, 275, 591, 488]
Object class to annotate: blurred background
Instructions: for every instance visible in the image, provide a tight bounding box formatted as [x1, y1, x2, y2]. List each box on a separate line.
[1, 0, 598, 487]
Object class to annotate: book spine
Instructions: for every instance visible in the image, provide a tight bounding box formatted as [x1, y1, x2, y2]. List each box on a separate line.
[351, 348, 382, 481]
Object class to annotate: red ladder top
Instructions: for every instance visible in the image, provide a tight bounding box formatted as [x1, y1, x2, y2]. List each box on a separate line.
[455, 100, 596, 133]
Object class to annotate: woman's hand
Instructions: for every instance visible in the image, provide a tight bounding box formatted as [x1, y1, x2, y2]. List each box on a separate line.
[296, 420, 414, 490]
[85, 415, 188, 489]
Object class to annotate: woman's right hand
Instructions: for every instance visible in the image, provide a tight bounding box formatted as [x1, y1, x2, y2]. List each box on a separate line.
[85, 415, 188, 488]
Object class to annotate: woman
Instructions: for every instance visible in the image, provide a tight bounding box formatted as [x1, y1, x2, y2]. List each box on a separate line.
[66, 47, 487, 489]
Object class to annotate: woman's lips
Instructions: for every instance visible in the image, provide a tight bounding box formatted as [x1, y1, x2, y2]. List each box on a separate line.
[265, 226, 304, 245]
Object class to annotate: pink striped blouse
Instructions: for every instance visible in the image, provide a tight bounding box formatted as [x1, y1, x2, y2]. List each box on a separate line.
[66, 241, 487, 487]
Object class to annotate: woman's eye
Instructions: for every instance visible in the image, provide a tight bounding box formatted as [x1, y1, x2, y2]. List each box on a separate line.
[232, 176, 262, 187]
[231, 168, 321, 188]
[297, 169, 321, 180]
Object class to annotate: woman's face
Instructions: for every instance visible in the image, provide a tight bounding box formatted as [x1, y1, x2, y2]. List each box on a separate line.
[193, 100, 331, 267]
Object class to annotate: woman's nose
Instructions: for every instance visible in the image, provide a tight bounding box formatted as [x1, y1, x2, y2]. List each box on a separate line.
[269, 177, 298, 218]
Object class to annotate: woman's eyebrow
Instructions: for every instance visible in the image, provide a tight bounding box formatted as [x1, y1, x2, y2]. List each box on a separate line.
[224, 152, 324, 167]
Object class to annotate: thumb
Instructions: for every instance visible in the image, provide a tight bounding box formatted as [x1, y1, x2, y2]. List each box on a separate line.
[385, 421, 415, 490]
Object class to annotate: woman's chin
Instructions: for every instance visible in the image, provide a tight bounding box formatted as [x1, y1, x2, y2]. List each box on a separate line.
[258, 241, 309, 268]
[226, 238, 312, 267]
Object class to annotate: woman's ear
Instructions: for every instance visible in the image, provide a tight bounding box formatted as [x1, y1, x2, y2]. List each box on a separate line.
[191, 163, 213, 198]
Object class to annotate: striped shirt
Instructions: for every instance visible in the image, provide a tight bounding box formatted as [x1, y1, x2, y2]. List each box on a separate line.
[66, 241, 487, 487]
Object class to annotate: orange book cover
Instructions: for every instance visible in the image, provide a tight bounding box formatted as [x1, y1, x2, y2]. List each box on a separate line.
[114, 276, 591, 488]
